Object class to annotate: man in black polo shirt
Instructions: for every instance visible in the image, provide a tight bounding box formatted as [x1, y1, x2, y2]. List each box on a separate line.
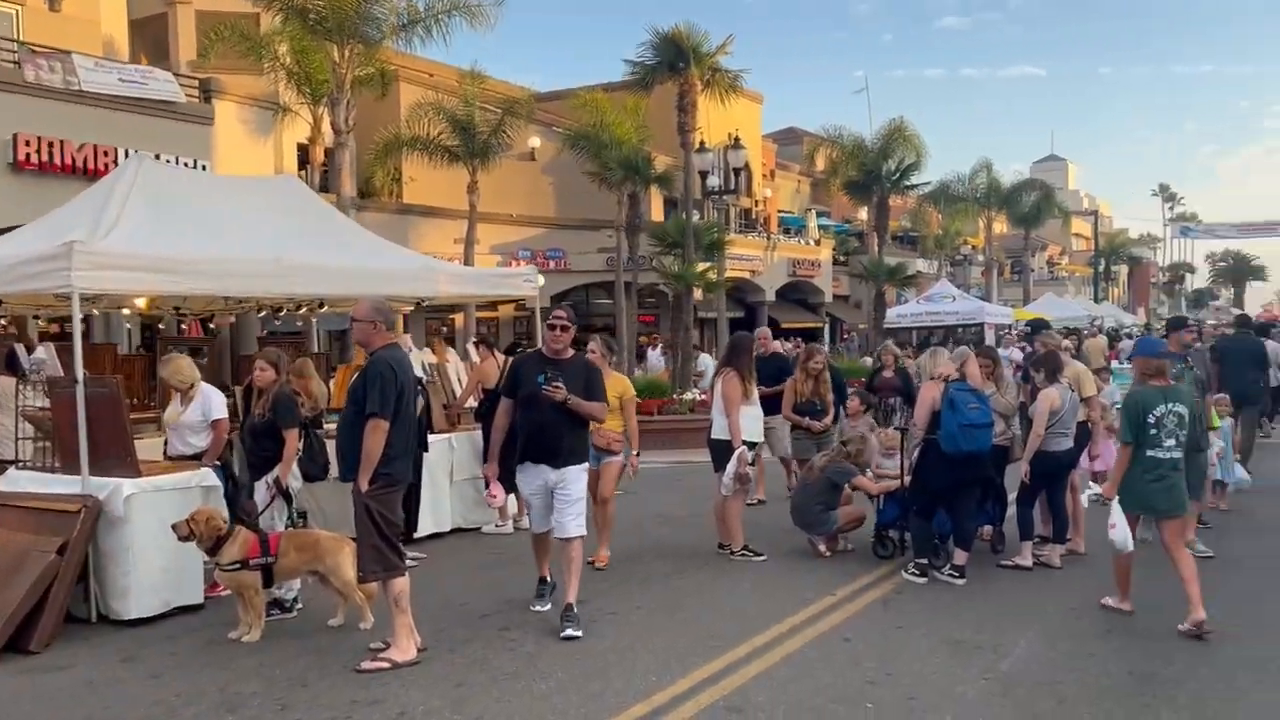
[485, 304, 607, 640]
[1211, 313, 1269, 469]
[751, 327, 795, 503]
[337, 298, 423, 674]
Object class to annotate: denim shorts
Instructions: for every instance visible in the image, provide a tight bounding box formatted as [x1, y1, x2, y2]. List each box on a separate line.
[588, 442, 630, 470]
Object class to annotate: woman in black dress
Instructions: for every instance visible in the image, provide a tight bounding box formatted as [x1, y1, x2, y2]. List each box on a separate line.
[460, 336, 526, 534]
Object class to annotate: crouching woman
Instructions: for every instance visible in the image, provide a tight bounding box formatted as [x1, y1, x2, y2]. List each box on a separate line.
[789, 433, 902, 557]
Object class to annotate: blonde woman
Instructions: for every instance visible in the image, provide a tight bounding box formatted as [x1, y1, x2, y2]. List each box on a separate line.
[288, 357, 329, 428]
[584, 335, 639, 570]
[241, 347, 304, 621]
[159, 353, 232, 598]
[782, 343, 836, 473]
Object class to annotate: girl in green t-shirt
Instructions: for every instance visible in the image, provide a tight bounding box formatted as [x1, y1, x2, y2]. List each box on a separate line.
[1099, 336, 1211, 640]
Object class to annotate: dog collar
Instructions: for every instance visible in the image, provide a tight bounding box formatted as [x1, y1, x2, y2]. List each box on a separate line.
[201, 523, 236, 559]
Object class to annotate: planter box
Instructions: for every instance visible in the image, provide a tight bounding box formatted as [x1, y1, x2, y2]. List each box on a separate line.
[638, 413, 710, 451]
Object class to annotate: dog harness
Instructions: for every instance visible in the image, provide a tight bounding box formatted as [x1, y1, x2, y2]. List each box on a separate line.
[208, 527, 282, 589]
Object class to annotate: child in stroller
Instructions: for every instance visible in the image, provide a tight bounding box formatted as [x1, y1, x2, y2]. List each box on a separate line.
[869, 427, 953, 568]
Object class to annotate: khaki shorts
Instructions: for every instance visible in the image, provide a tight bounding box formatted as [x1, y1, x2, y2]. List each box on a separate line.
[763, 415, 792, 459]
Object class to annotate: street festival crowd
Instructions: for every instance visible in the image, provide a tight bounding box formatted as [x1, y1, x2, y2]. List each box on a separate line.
[152, 297, 1278, 672]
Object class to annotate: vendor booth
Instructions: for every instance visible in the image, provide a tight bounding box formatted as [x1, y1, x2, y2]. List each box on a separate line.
[1097, 301, 1140, 327]
[1019, 293, 1095, 327]
[885, 280, 1015, 328]
[0, 156, 536, 623]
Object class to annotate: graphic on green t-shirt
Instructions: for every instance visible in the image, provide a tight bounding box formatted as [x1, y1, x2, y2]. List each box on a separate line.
[1117, 383, 1193, 519]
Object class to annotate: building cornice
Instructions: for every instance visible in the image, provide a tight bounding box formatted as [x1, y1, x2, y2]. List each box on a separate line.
[0, 68, 214, 125]
[357, 198, 614, 231]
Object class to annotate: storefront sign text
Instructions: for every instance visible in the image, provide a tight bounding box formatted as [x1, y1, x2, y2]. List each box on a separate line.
[725, 253, 764, 274]
[502, 247, 570, 271]
[605, 254, 653, 269]
[7, 132, 210, 178]
[636, 313, 658, 324]
[789, 258, 823, 278]
[831, 273, 849, 296]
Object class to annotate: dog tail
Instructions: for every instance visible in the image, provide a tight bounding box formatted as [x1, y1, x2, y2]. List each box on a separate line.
[358, 582, 379, 605]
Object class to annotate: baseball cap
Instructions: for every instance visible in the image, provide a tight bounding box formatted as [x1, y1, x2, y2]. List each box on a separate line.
[1024, 318, 1052, 337]
[547, 303, 577, 324]
[1163, 315, 1196, 336]
[1130, 336, 1171, 360]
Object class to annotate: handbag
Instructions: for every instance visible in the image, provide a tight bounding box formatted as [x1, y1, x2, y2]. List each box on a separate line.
[591, 426, 626, 454]
[298, 423, 331, 483]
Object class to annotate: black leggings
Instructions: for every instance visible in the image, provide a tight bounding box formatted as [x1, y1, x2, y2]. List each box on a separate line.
[984, 444, 1011, 528]
[1015, 448, 1076, 544]
[908, 440, 980, 559]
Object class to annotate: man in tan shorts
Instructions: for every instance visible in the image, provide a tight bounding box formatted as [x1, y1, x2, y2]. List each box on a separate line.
[750, 327, 796, 504]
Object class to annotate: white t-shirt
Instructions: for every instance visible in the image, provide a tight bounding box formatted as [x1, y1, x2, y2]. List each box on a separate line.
[163, 382, 229, 458]
[1265, 338, 1280, 387]
[997, 346, 1023, 371]
[694, 352, 716, 391]
[645, 344, 667, 375]
[1117, 338, 1134, 362]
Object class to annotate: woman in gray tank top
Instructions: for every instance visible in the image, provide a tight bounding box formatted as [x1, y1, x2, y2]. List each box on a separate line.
[999, 350, 1081, 571]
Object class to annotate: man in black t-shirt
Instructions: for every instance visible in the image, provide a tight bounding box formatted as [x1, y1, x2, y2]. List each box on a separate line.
[751, 327, 796, 503]
[485, 304, 606, 641]
[336, 298, 423, 674]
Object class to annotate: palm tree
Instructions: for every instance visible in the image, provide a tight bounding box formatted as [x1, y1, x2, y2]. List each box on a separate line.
[1002, 177, 1067, 305]
[1149, 182, 1184, 265]
[561, 90, 676, 373]
[928, 157, 1008, 300]
[805, 117, 929, 257]
[366, 66, 532, 340]
[250, 0, 505, 217]
[851, 257, 917, 343]
[648, 217, 727, 383]
[903, 201, 966, 279]
[1092, 230, 1159, 300]
[199, 18, 393, 191]
[623, 21, 748, 388]
[1169, 210, 1201, 278]
[1186, 286, 1221, 313]
[1206, 249, 1270, 310]
[1162, 261, 1197, 313]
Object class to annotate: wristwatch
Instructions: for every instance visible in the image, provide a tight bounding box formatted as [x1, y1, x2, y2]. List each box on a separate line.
[563, 394, 574, 406]
[630, 450, 641, 457]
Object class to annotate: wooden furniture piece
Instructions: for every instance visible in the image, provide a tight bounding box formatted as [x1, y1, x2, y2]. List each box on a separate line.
[113, 354, 157, 413]
[44, 376, 189, 478]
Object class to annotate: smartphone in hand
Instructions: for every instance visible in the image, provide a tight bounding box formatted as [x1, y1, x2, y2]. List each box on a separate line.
[542, 369, 564, 388]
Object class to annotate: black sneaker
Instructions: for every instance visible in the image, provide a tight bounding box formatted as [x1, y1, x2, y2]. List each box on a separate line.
[729, 545, 768, 562]
[989, 528, 1007, 555]
[530, 576, 557, 612]
[265, 597, 299, 621]
[901, 560, 930, 584]
[716, 542, 732, 554]
[1196, 515, 1213, 530]
[932, 563, 968, 586]
[559, 603, 583, 640]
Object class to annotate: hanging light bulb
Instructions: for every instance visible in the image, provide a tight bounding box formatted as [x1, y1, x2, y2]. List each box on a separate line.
[121, 308, 132, 316]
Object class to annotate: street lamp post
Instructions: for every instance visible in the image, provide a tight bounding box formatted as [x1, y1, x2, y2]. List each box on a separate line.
[533, 272, 547, 347]
[1071, 208, 1103, 304]
[692, 133, 749, 355]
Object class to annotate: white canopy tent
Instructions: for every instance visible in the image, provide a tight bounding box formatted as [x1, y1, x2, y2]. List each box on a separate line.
[1097, 301, 1140, 326]
[0, 155, 539, 310]
[885, 279, 1015, 327]
[1021, 293, 1095, 327]
[0, 157, 539, 622]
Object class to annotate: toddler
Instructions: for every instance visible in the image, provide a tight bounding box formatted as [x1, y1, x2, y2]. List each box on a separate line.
[872, 427, 905, 486]
[1078, 403, 1117, 487]
[1210, 394, 1238, 510]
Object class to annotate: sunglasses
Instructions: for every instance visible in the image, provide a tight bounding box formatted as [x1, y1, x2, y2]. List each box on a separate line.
[545, 320, 574, 334]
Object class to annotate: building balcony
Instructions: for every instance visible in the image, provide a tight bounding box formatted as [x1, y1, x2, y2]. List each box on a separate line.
[1, 38, 209, 105]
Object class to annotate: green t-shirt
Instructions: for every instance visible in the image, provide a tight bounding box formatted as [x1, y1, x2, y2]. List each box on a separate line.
[1117, 383, 1192, 519]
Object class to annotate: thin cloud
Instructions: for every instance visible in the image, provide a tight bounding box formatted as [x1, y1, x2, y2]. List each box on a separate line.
[852, 1, 873, 15]
[934, 15, 973, 30]
[1171, 64, 1215, 74]
[995, 65, 1047, 77]
[1097, 67, 1112, 75]
[853, 69, 865, 77]
[889, 65, 1045, 79]
[881, 32, 893, 43]
[1240, 100, 1252, 109]
[958, 68, 990, 78]
[921, 68, 948, 78]
[1264, 117, 1280, 130]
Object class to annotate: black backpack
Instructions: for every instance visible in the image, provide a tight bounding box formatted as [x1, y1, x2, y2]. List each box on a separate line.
[298, 421, 331, 483]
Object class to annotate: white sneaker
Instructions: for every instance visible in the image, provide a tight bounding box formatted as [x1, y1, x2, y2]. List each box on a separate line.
[481, 521, 514, 535]
[512, 515, 531, 531]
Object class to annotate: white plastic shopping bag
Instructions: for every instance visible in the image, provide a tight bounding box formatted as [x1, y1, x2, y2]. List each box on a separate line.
[1230, 461, 1252, 491]
[1106, 500, 1134, 554]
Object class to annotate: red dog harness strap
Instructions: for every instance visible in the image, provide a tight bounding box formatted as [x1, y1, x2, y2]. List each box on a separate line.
[215, 531, 282, 588]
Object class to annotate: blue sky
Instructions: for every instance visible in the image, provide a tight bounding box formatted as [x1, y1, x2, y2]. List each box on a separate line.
[432, 0, 1280, 308]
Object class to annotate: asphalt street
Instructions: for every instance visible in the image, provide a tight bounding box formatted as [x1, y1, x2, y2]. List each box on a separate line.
[2, 444, 1277, 720]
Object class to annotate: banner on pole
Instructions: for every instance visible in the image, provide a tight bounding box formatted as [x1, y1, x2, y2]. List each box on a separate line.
[1173, 222, 1280, 240]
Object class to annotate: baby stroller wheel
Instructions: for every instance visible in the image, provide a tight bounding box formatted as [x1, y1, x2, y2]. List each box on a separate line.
[929, 540, 950, 570]
[871, 534, 897, 560]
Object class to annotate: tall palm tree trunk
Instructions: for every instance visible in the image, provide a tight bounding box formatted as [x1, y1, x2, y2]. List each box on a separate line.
[983, 226, 996, 301]
[1020, 232, 1034, 305]
[625, 192, 643, 375]
[306, 113, 326, 191]
[873, 195, 891, 257]
[1233, 284, 1246, 311]
[329, 86, 357, 218]
[674, 84, 698, 389]
[462, 176, 480, 343]
[612, 198, 629, 369]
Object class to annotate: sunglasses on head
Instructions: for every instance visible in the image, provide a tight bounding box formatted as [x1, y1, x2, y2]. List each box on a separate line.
[545, 320, 574, 334]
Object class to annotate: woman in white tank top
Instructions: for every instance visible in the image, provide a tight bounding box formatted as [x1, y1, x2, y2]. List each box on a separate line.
[707, 332, 768, 562]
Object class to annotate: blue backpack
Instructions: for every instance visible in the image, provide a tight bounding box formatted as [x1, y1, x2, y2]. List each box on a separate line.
[937, 381, 994, 456]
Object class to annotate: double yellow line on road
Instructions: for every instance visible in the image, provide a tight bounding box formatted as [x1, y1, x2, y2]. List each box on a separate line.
[610, 564, 901, 720]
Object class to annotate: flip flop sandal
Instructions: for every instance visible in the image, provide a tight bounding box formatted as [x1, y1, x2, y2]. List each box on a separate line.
[832, 538, 857, 553]
[354, 654, 422, 674]
[746, 498, 767, 507]
[1032, 535, 1051, 546]
[997, 559, 1033, 571]
[807, 536, 831, 558]
[592, 554, 611, 571]
[1032, 555, 1062, 569]
[1177, 620, 1213, 640]
[404, 550, 428, 561]
[367, 638, 428, 652]
[1063, 548, 1087, 557]
[1098, 597, 1134, 616]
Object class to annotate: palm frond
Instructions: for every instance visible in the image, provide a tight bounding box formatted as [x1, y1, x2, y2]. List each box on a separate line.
[621, 21, 749, 104]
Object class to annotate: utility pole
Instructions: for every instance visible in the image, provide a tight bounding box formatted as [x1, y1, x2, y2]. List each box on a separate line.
[1091, 210, 1101, 303]
[853, 75, 873, 134]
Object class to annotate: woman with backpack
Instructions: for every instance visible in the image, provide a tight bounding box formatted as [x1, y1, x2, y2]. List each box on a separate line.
[998, 350, 1078, 571]
[900, 346, 988, 587]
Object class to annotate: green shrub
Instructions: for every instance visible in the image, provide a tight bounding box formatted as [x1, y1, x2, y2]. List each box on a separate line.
[833, 358, 871, 381]
[632, 374, 672, 400]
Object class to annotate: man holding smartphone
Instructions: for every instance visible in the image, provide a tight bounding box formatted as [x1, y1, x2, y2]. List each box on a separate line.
[484, 304, 607, 640]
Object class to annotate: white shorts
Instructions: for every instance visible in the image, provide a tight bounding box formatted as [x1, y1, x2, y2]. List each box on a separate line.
[515, 462, 589, 539]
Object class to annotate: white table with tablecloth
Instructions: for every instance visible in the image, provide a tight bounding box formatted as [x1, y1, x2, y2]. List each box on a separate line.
[0, 466, 224, 621]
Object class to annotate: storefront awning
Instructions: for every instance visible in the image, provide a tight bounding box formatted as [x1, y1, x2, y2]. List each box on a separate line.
[825, 300, 860, 324]
[695, 297, 747, 319]
[770, 300, 826, 329]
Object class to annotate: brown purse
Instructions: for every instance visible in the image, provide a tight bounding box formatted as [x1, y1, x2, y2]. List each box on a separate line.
[591, 426, 626, 454]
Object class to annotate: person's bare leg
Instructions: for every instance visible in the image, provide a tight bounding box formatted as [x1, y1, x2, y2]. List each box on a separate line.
[515, 494, 528, 521]
[751, 457, 767, 501]
[1066, 472, 1086, 554]
[781, 457, 796, 493]
[725, 488, 748, 548]
[1157, 516, 1208, 625]
[713, 492, 729, 545]
[587, 469, 601, 556]
[560, 536, 585, 605]
[592, 462, 622, 561]
[532, 531, 553, 578]
[356, 575, 417, 669]
[1105, 517, 1136, 613]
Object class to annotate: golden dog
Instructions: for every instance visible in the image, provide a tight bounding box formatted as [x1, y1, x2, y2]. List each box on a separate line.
[171, 507, 377, 643]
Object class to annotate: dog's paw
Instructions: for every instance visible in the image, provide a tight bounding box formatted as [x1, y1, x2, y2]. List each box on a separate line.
[358, 618, 374, 631]
[326, 617, 345, 628]
[227, 629, 246, 641]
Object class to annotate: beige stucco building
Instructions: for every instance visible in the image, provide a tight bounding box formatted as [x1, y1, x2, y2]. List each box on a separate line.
[2, 0, 851, 352]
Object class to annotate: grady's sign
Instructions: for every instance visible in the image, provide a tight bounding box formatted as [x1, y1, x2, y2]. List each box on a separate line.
[7, 132, 210, 178]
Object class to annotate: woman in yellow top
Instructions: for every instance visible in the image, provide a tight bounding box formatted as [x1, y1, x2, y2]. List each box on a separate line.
[584, 334, 640, 570]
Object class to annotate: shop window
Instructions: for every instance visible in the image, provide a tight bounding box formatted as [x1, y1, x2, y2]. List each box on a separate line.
[129, 13, 171, 69]
[297, 143, 334, 193]
[0, 3, 21, 57]
[195, 10, 261, 67]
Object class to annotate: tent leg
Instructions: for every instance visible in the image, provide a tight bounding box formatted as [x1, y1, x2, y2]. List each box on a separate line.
[70, 290, 98, 624]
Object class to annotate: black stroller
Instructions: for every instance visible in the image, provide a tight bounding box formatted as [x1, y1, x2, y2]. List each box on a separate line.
[869, 423, 952, 570]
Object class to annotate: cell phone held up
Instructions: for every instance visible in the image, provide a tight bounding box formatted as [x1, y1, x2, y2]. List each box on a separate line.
[541, 369, 564, 389]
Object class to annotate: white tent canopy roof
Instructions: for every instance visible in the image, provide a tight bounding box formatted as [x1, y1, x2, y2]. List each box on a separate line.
[1022, 292, 1094, 326]
[885, 279, 1014, 328]
[0, 155, 538, 311]
[1097, 301, 1140, 326]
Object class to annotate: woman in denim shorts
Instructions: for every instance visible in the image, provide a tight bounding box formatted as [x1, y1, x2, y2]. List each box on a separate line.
[584, 336, 639, 570]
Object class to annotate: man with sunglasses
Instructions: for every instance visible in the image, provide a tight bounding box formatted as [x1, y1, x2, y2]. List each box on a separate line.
[484, 304, 607, 640]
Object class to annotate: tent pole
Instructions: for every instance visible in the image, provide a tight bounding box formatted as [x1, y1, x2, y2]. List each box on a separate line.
[70, 290, 98, 623]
